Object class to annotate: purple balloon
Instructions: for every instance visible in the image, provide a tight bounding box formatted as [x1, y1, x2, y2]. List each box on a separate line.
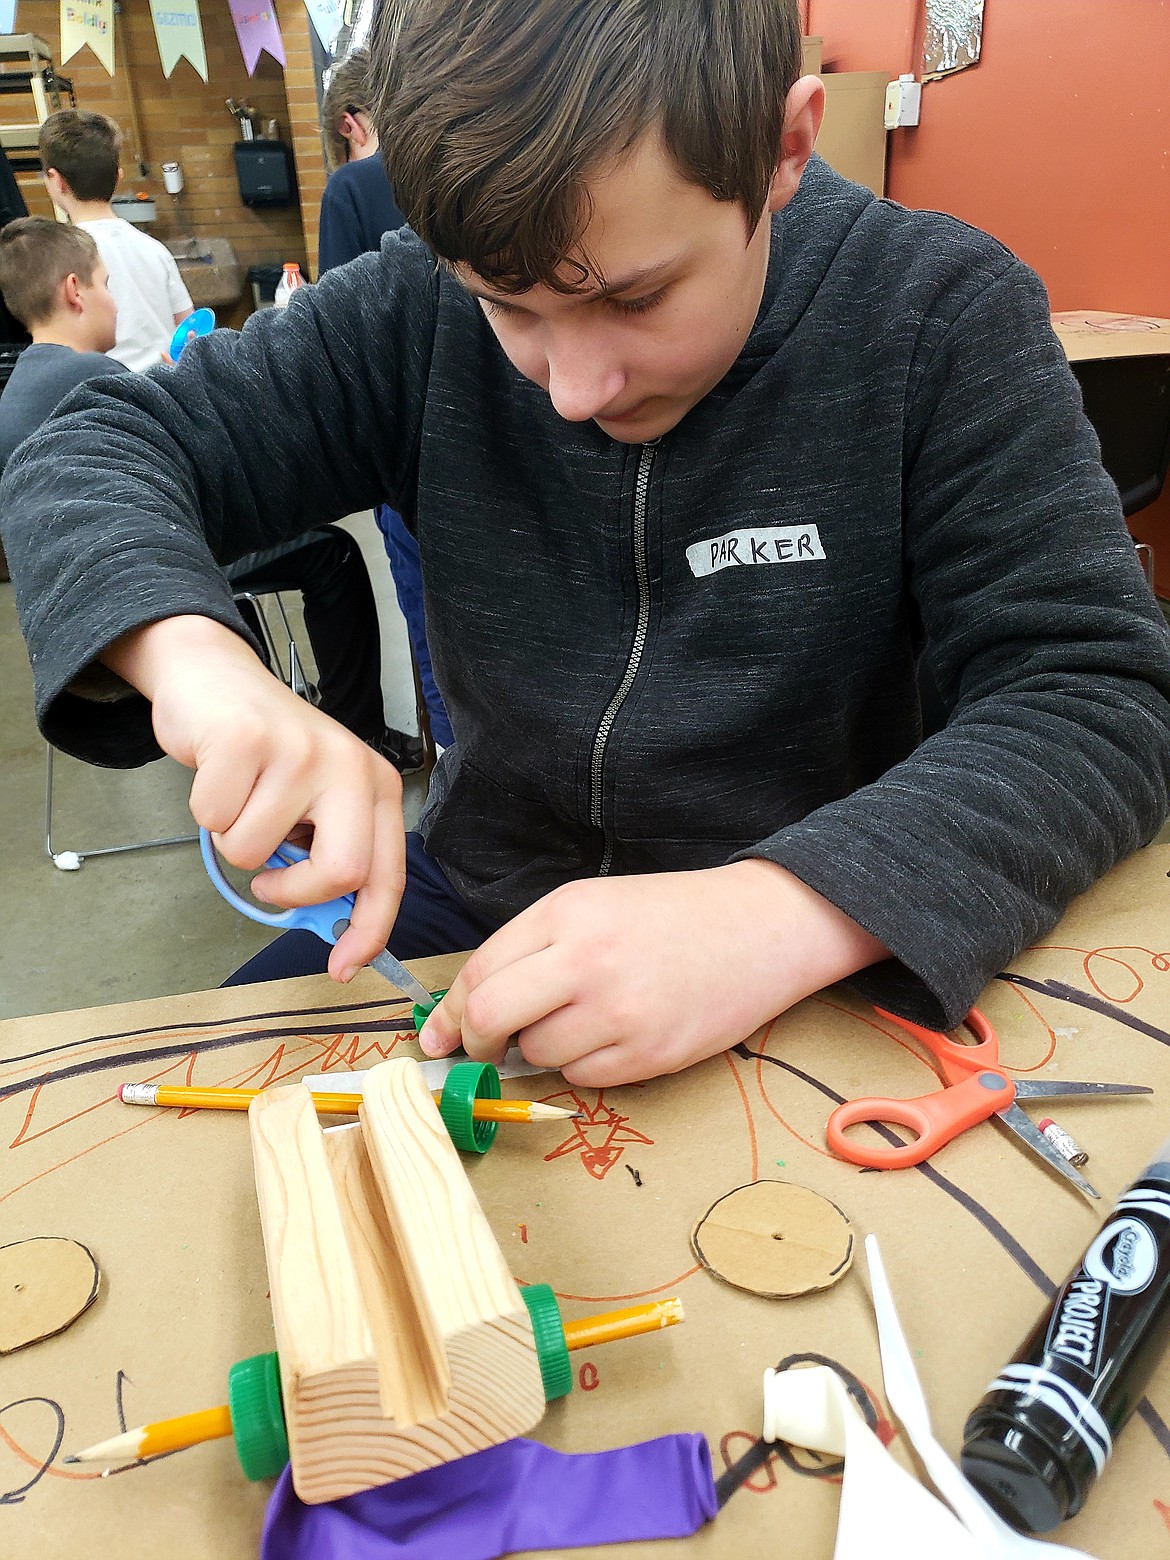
[261, 1434, 717, 1558]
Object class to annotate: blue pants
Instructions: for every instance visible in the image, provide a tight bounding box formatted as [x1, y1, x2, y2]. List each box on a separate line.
[223, 831, 501, 986]
[376, 505, 455, 749]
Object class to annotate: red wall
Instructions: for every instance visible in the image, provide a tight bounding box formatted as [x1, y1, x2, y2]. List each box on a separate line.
[804, 0, 1170, 589]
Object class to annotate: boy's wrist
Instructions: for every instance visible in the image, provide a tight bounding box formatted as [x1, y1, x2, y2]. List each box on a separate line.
[720, 856, 888, 999]
[101, 614, 256, 699]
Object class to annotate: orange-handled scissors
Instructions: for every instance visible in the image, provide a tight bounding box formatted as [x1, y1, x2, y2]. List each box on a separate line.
[825, 1006, 1151, 1200]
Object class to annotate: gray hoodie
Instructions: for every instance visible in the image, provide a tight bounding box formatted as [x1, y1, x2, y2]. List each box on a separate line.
[4, 157, 1169, 1028]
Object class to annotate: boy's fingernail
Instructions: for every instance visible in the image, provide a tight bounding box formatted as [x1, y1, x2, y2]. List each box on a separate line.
[339, 966, 359, 984]
[418, 1024, 442, 1056]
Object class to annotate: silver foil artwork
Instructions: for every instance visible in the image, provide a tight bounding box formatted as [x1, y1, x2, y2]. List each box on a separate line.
[923, 0, 985, 79]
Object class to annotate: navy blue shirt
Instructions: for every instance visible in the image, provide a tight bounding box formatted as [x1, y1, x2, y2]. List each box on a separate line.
[0, 343, 125, 474]
[317, 157, 405, 274]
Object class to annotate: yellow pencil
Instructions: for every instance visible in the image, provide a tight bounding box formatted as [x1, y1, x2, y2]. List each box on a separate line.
[68, 1299, 684, 1465]
[118, 1082, 579, 1123]
[69, 1404, 234, 1464]
[561, 1297, 685, 1350]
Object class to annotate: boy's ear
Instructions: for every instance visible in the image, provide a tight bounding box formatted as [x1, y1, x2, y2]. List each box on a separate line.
[61, 271, 84, 313]
[766, 75, 826, 216]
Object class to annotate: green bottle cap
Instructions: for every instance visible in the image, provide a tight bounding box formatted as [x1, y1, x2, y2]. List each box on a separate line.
[438, 1060, 500, 1154]
[228, 1351, 289, 1481]
[520, 1282, 573, 1402]
[413, 987, 448, 1031]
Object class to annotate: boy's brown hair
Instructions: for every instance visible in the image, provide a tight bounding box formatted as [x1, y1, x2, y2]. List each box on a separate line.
[0, 217, 101, 326]
[371, 0, 803, 293]
[39, 110, 122, 202]
[321, 48, 374, 172]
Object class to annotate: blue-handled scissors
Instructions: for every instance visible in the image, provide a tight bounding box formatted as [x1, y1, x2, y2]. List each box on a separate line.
[199, 827, 436, 1012]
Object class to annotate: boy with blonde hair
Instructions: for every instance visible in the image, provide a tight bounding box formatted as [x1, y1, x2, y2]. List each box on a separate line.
[3, 0, 1169, 1086]
[0, 216, 122, 473]
[39, 110, 191, 370]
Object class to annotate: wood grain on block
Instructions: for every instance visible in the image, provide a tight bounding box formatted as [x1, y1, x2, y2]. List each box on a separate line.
[249, 1060, 545, 1503]
[0, 1237, 100, 1354]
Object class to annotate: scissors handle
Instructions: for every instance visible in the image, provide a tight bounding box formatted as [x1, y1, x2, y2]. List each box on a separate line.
[826, 1068, 1014, 1169]
[871, 1005, 1000, 1084]
[199, 828, 354, 945]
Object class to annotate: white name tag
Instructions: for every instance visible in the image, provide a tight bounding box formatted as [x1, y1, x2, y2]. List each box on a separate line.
[686, 524, 826, 578]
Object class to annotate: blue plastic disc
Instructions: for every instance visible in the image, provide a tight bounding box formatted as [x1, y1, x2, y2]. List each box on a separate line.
[170, 307, 215, 361]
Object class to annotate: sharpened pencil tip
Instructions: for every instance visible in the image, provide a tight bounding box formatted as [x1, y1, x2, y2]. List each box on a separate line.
[62, 1454, 79, 1464]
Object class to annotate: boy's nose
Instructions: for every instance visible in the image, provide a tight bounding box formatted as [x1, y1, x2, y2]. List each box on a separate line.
[545, 347, 627, 424]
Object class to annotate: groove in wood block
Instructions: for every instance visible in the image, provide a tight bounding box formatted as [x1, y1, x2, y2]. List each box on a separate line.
[249, 1059, 545, 1503]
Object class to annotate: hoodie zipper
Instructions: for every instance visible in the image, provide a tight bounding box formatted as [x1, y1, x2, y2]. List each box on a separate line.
[590, 440, 657, 875]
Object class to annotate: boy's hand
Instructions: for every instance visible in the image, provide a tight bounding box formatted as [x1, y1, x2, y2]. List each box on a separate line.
[418, 860, 887, 1086]
[102, 615, 405, 980]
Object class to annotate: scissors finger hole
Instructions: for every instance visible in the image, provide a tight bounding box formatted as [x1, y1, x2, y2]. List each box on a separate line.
[837, 1117, 922, 1152]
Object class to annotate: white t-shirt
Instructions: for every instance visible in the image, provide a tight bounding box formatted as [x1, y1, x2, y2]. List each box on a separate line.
[78, 217, 192, 371]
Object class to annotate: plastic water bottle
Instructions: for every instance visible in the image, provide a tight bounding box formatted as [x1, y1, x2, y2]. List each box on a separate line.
[273, 262, 303, 308]
[961, 1137, 1170, 1532]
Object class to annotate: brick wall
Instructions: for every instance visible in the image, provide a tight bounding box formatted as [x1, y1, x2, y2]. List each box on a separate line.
[8, 2, 327, 327]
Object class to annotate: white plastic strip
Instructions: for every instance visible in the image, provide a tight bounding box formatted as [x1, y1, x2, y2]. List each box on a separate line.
[303, 1048, 553, 1098]
[864, 1234, 1098, 1560]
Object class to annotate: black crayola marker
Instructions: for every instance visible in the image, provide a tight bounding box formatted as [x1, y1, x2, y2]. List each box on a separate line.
[961, 1139, 1170, 1533]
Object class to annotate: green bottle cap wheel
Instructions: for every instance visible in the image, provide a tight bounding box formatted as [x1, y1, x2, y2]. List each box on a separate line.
[521, 1283, 573, 1402]
[438, 1060, 500, 1154]
[413, 987, 448, 1031]
[228, 1351, 289, 1481]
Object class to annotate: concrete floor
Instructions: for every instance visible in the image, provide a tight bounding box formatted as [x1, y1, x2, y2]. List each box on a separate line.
[0, 510, 427, 1021]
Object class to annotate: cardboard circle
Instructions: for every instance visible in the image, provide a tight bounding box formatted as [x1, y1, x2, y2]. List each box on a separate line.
[0, 1237, 100, 1353]
[691, 1180, 854, 1298]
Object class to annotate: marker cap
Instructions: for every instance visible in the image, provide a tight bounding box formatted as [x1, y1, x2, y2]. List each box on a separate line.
[961, 1415, 1078, 1533]
[228, 1350, 290, 1480]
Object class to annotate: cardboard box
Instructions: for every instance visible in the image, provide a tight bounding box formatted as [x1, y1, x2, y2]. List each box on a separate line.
[818, 70, 889, 196]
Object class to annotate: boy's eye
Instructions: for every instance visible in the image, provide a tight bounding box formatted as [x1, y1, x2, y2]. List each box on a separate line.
[606, 287, 668, 318]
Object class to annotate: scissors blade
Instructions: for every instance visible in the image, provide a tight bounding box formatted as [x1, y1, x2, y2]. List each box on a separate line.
[329, 919, 435, 1009]
[1013, 1080, 1153, 1100]
[994, 1101, 1100, 1200]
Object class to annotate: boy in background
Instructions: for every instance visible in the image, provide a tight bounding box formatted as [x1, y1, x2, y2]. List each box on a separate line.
[0, 217, 123, 474]
[38, 110, 191, 371]
[318, 46, 450, 751]
[3, 0, 1169, 1088]
[318, 48, 406, 268]
[0, 217, 410, 773]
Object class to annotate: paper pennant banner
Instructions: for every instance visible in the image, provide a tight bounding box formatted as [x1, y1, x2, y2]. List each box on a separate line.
[0, 1, 17, 35]
[149, 0, 208, 82]
[302, 0, 342, 52]
[60, 0, 115, 76]
[229, 0, 285, 75]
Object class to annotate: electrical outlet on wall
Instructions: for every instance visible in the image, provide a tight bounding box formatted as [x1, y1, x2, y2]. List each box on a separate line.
[884, 74, 922, 129]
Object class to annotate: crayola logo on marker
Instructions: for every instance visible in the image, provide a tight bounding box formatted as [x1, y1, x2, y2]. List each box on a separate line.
[1084, 1217, 1159, 1295]
[1046, 1278, 1107, 1372]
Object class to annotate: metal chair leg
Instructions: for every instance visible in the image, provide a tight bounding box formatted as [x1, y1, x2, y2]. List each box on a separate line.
[409, 644, 437, 782]
[44, 744, 198, 871]
[1135, 542, 1156, 591]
